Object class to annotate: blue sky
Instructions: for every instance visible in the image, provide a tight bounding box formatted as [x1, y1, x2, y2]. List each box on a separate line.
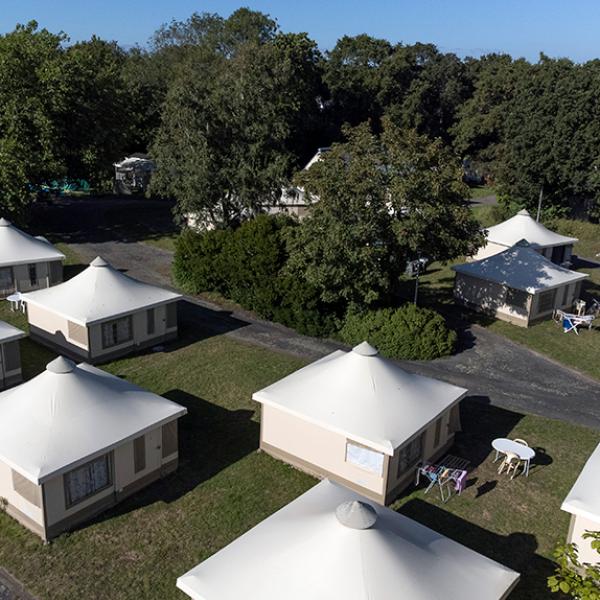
[2, 0, 600, 62]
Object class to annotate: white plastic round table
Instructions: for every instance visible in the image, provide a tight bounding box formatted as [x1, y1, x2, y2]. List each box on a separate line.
[492, 438, 535, 476]
[5, 292, 22, 312]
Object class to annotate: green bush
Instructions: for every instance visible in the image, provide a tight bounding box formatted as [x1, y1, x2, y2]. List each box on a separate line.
[339, 304, 456, 360]
[173, 228, 228, 293]
[172, 215, 340, 337]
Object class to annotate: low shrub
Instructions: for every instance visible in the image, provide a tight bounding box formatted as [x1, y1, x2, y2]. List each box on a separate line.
[339, 304, 456, 360]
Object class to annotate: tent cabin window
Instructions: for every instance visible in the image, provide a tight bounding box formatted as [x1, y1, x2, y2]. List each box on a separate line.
[49, 261, 62, 284]
[101, 316, 133, 349]
[433, 417, 442, 448]
[12, 470, 41, 507]
[345, 441, 384, 476]
[537, 289, 556, 315]
[505, 287, 529, 310]
[133, 435, 146, 473]
[562, 284, 571, 307]
[551, 245, 565, 264]
[397, 433, 424, 478]
[146, 308, 155, 335]
[162, 421, 178, 458]
[0, 267, 14, 295]
[165, 303, 177, 329]
[63, 453, 112, 508]
[28, 263, 37, 286]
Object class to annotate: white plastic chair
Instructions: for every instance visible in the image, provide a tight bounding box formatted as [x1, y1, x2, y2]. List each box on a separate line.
[498, 452, 521, 479]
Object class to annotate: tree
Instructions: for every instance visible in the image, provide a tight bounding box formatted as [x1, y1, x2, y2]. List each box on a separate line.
[150, 14, 323, 228]
[287, 122, 401, 309]
[384, 120, 484, 261]
[548, 531, 600, 598]
[0, 21, 67, 217]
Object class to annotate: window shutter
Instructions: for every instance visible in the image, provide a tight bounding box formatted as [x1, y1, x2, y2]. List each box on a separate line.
[161, 420, 178, 458]
[434, 417, 442, 448]
[12, 470, 41, 507]
[165, 303, 177, 329]
[2, 341, 21, 372]
[133, 435, 146, 473]
[449, 404, 462, 434]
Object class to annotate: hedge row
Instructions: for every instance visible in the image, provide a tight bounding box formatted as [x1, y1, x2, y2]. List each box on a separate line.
[173, 216, 339, 336]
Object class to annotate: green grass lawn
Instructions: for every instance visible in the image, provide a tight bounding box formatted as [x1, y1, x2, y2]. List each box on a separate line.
[469, 184, 496, 200]
[0, 317, 594, 599]
[142, 234, 178, 253]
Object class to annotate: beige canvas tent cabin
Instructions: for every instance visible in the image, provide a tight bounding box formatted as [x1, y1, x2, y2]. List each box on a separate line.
[253, 342, 467, 505]
[0, 321, 25, 389]
[562, 443, 600, 565]
[177, 479, 519, 600]
[474, 209, 578, 265]
[0, 218, 64, 296]
[0, 356, 186, 541]
[22, 256, 181, 363]
[453, 241, 588, 327]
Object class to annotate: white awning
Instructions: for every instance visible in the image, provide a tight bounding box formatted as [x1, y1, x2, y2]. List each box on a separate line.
[0, 218, 65, 268]
[453, 241, 587, 294]
[177, 479, 519, 600]
[0, 357, 186, 484]
[22, 256, 181, 325]
[484, 209, 577, 250]
[562, 442, 600, 523]
[0, 320, 25, 344]
[253, 342, 467, 455]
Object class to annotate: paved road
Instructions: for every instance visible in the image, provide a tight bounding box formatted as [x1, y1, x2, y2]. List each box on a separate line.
[71, 238, 600, 430]
[0, 569, 35, 600]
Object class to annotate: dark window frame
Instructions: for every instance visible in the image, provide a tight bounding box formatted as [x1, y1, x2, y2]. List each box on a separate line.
[63, 453, 113, 509]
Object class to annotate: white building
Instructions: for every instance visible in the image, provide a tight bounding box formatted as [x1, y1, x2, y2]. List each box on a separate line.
[177, 479, 519, 600]
[474, 209, 578, 265]
[0, 356, 186, 540]
[453, 240, 588, 327]
[0, 218, 64, 296]
[254, 341, 467, 505]
[22, 256, 181, 362]
[0, 321, 25, 389]
[562, 442, 600, 565]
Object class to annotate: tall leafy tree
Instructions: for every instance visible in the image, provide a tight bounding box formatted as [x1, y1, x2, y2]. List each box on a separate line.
[0, 21, 67, 217]
[287, 122, 399, 308]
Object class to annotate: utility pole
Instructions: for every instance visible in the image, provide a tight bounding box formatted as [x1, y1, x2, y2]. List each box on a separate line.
[536, 185, 544, 222]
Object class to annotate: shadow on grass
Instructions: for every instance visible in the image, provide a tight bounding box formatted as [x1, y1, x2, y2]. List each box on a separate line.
[30, 195, 177, 245]
[398, 499, 562, 599]
[89, 389, 260, 523]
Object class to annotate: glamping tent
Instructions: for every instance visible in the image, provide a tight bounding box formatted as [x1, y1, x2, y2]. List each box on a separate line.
[562, 442, 600, 565]
[453, 241, 588, 327]
[22, 256, 181, 362]
[0, 321, 25, 389]
[177, 479, 519, 600]
[474, 209, 578, 264]
[0, 218, 64, 296]
[0, 356, 186, 540]
[253, 342, 467, 505]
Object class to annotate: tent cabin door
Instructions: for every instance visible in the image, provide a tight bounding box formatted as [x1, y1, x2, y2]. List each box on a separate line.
[0, 267, 14, 296]
[146, 428, 163, 472]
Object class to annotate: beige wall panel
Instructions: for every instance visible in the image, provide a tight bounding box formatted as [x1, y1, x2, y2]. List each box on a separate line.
[261, 404, 385, 495]
[0, 459, 44, 527]
[567, 513, 600, 565]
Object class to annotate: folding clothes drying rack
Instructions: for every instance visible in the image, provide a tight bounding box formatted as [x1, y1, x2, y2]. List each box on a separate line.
[415, 455, 469, 503]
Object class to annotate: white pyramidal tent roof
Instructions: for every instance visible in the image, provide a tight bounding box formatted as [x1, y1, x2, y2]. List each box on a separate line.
[562, 442, 600, 523]
[0, 218, 65, 268]
[0, 320, 25, 344]
[484, 209, 577, 250]
[0, 357, 186, 484]
[253, 342, 467, 455]
[453, 241, 588, 294]
[177, 479, 519, 600]
[22, 256, 181, 325]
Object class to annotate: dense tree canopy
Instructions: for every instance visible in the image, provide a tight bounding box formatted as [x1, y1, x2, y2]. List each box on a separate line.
[4, 8, 600, 221]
